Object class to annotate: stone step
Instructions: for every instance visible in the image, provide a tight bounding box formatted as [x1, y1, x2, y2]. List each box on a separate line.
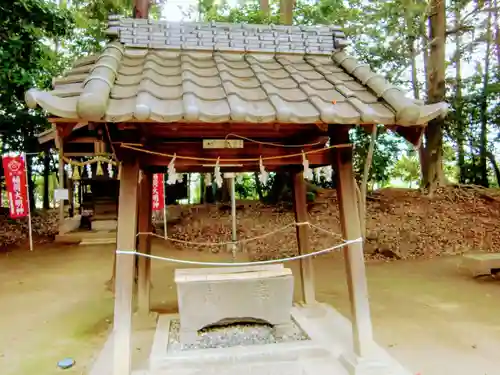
[151, 351, 340, 375]
[80, 238, 116, 246]
[93, 213, 118, 221]
[460, 253, 500, 277]
[152, 360, 308, 375]
[92, 220, 117, 231]
[94, 205, 117, 212]
[55, 230, 116, 244]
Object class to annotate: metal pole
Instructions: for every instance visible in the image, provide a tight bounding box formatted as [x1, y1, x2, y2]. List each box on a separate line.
[163, 173, 167, 239]
[23, 153, 34, 252]
[230, 175, 237, 243]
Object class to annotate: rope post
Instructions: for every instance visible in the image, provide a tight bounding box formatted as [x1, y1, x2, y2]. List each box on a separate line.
[225, 172, 238, 258]
[333, 138, 373, 359]
[292, 171, 316, 304]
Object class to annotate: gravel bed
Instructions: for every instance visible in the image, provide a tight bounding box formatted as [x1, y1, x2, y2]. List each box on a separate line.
[168, 318, 309, 351]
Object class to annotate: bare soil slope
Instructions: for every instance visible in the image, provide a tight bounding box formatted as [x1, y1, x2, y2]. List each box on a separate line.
[165, 186, 500, 260]
[0, 209, 58, 250]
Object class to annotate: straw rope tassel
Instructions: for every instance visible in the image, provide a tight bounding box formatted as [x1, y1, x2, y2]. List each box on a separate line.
[72, 165, 80, 180]
[96, 161, 104, 176]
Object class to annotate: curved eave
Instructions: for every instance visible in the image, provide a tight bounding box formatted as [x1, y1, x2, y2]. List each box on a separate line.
[26, 89, 81, 119]
[25, 88, 449, 127]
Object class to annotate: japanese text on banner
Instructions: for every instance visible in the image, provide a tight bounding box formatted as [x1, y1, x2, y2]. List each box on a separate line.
[2, 156, 29, 219]
[151, 173, 165, 211]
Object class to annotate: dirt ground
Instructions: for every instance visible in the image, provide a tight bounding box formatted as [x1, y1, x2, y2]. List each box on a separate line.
[1, 241, 499, 375]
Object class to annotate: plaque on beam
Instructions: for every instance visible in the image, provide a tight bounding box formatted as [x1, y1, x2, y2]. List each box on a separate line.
[202, 139, 243, 149]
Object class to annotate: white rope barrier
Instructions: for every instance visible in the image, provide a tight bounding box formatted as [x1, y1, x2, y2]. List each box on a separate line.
[115, 237, 363, 267]
[135, 221, 343, 247]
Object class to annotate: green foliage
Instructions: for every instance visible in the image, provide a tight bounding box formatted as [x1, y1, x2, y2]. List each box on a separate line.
[67, 0, 132, 56]
[0, 0, 73, 111]
[0, 0, 74, 154]
[445, 69, 500, 185]
[392, 152, 420, 188]
[204, 2, 278, 23]
[235, 173, 259, 199]
[351, 126, 402, 187]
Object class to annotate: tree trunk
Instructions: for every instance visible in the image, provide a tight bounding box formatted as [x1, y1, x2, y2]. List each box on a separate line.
[405, 0, 420, 100]
[486, 152, 500, 186]
[420, 15, 430, 97]
[494, 0, 500, 66]
[254, 172, 264, 201]
[280, 0, 293, 25]
[419, 16, 430, 185]
[423, 0, 446, 192]
[405, 4, 424, 187]
[454, 6, 466, 183]
[409, 36, 420, 100]
[218, 178, 230, 203]
[260, 0, 269, 16]
[205, 178, 215, 204]
[269, 171, 289, 203]
[43, 151, 50, 209]
[200, 173, 205, 204]
[478, 1, 493, 187]
[133, 0, 150, 18]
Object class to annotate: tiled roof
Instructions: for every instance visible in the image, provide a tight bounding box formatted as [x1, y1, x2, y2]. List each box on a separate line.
[25, 17, 448, 141]
[105, 15, 350, 54]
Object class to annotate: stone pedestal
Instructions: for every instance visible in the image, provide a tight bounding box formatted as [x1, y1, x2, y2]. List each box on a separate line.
[175, 264, 294, 345]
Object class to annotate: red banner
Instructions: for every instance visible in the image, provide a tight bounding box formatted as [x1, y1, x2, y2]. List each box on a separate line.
[2, 155, 29, 219]
[152, 173, 165, 211]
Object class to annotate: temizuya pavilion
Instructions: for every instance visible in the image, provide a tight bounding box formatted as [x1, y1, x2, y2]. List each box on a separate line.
[26, 14, 448, 375]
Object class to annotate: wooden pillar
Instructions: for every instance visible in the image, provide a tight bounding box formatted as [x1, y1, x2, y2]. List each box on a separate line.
[68, 179, 74, 217]
[113, 161, 140, 375]
[78, 182, 82, 214]
[57, 131, 65, 228]
[333, 145, 373, 358]
[292, 171, 316, 304]
[43, 151, 50, 210]
[137, 170, 153, 315]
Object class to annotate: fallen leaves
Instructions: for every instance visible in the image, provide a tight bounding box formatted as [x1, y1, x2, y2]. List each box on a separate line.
[158, 186, 500, 262]
[0, 208, 58, 250]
